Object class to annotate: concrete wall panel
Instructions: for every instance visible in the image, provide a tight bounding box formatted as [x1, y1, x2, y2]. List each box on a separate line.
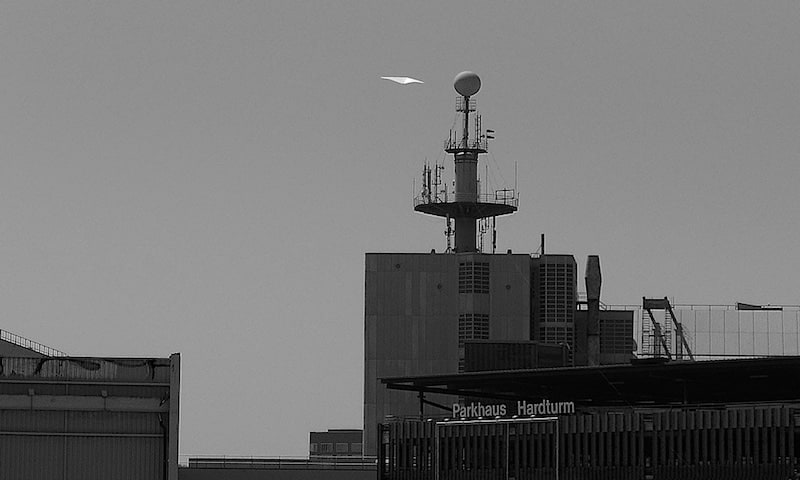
[0, 435, 65, 479]
[180, 468, 375, 480]
[67, 436, 165, 480]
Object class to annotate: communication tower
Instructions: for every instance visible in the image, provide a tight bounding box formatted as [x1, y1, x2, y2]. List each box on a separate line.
[413, 72, 518, 253]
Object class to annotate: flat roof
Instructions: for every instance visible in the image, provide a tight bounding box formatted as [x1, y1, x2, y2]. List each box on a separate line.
[382, 356, 800, 407]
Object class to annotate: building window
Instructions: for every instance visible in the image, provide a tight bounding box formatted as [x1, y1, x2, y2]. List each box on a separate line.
[459, 313, 490, 372]
[536, 262, 576, 326]
[459, 314, 490, 344]
[351, 442, 363, 454]
[459, 262, 490, 294]
[320, 443, 334, 454]
[540, 325, 574, 354]
[335, 443, 349, 454]
[310, 443, 318, 453]
[600, 317, 635, 354]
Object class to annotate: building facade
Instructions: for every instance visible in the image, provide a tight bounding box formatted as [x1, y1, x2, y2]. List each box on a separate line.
[532, 254, 578, 349]
[364, 251, 532, 455]
[380, 403, 800, 480]
[0, 354, 181, 480]
[378, 357, 800, 480]
[463, 340, 568, 372]
[573, 309, 637, 365]
[364, 72, 634, 456]
[364, 251, 618, 455]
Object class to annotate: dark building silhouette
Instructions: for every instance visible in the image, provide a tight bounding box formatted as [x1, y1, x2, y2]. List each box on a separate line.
[364, 72, 635, 456]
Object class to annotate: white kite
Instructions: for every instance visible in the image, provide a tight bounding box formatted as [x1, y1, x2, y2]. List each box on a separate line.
[381, 76, 424, 85]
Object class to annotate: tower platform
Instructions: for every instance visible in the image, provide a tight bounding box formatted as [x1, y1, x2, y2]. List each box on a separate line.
[413, 197, 517, 219]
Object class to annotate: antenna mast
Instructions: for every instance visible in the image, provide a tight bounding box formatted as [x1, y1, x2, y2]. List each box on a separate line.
[412, 71, 519, 253]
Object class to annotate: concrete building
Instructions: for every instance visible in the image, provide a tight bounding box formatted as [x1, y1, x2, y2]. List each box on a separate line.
[0, 330, 180, 480]
[573, 309, 637, 365]
[532, 254, 577, 348]
[309, 428, 363, 457]
[363, 72, 631, 456]
[364, 252, 532, 454]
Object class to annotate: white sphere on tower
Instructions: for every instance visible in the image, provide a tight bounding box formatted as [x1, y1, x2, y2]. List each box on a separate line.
[454, 71, 481, 97]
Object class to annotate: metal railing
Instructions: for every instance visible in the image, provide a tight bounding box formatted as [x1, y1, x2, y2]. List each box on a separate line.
[444, 137, 488, 152]
[180, 455, 377, 470]
[607, 303, 800, 311]
[576, 292, 609, 310]
[0, 329, 67, 357]
[414, 190, 518, 209]
[599, 303, 800, 361]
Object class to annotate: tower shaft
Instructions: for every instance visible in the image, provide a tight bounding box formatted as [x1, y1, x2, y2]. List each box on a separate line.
[454, 152, 478, 251]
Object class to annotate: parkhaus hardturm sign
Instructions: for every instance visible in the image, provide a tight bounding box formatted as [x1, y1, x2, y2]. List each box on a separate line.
[452, 400, 576, 419]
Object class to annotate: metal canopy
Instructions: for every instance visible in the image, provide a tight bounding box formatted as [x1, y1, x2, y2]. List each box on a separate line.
[382, 356, 800, 407]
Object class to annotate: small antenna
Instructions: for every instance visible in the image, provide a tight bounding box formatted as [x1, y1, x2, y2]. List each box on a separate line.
[514, 161, 518, 196]
[445, 215, 453, 253]
[478, 218, 491, 253]
[475, 114, 481, 148]
[427, 159, 433, 202]
[492, 216, 497, 254]
[478, 219, 484, 253]
[436, 161, 445, 202]
[485, 164, 488, 199]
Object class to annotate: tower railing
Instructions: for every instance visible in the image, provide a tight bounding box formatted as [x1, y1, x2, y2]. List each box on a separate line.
[0, 329, 67, 357]
[444, 137, 488, 152]
[414, 190, 518, 209]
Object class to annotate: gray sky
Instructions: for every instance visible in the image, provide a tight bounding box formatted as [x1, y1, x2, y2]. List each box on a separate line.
[2, 1, 799, 456]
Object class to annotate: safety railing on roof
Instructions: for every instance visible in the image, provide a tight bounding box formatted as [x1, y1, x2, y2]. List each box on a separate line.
[180, 455, 377, 470]
[576, 292, 608, 310]
[0, 329, 67, 357]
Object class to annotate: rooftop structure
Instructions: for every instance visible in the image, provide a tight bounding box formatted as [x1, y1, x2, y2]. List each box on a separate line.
[601, 302, 800, 360]
[413, 72, 517, 253]
[364, 72, 635, 457]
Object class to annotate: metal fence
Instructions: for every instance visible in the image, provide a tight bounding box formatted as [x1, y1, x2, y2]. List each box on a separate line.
[0, 329, 67, 357]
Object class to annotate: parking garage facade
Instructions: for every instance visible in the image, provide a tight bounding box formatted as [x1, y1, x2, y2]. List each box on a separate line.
[378, 357, 800, 479]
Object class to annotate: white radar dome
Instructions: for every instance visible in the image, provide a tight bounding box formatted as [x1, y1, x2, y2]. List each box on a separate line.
[454, 71, 481, 97]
